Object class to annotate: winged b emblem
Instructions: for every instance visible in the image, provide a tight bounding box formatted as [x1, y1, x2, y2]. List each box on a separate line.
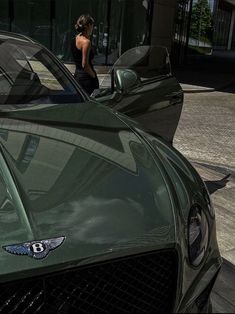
[2, 237, 65, 259]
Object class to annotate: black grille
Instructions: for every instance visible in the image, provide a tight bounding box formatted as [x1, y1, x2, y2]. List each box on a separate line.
[0, 250, 178, 314]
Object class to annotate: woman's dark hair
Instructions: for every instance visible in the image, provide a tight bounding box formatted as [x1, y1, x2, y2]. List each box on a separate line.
[75, 14, 94, 33]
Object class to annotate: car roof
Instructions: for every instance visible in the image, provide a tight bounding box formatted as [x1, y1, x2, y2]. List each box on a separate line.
[0, 30, 37, 44]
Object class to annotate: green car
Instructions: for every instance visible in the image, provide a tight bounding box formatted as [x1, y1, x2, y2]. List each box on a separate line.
[0, 31, 221, 313]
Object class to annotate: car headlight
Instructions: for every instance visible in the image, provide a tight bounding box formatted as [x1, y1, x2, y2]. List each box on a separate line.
[188, 205, 209, 267]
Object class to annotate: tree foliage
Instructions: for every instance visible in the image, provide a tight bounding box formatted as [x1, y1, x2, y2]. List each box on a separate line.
[190, 0, 213, 41]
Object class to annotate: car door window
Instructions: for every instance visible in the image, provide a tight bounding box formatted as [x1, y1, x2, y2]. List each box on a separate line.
[0, 38, 84, 105]
[94, 45, 171, 99]
[28, 60, 64, 91]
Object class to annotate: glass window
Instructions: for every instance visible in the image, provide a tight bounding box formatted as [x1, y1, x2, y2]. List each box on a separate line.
[214, 8, 232, 48]
[12, 0, 52, 48]
[0, 0, 9, 31]
[0, 38, 84, 105]
[54, 0, 108, 62]
[98, 45, 171, 95]
[0, 0, 152, 65]
[173, 0, 217, 64]
[108, 0, 152, 64]
[232, 18, 235, 49]
[54, 0, 151, 64]
[189, 0, 214, 54]
[172, 0, 192, 64]
[28, 59, 64, 90]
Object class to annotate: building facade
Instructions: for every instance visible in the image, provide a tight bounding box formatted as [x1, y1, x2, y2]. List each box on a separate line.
[0, 0, 154, 65]
[214, 0, 235, 50]
[0, 0, 234, 66]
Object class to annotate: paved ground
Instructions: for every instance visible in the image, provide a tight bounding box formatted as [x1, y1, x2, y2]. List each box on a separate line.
[174, 83, 235, 313]
[173, 50, 235, 313]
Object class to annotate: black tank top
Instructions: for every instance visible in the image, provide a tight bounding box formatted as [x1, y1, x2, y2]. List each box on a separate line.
[71, 37, 95, 71]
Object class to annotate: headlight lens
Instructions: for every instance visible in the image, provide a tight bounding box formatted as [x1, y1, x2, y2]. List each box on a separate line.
[188, 205, 209, 267]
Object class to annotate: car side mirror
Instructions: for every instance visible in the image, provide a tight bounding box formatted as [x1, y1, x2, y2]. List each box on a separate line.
[115, 69, 141, 94]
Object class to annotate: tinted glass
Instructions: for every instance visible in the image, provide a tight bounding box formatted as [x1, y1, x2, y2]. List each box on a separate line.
[0, 0, 152, 65]
[113, 46, 171, 78]
[214, 8, 232, 48]
[0, 0, 9, 31]
[99, 45, 171, 91]
[172, 0, 191, 64]
[12, 0, 51, 47]
[0, 38, 83, 105]
[55, 0, 108, 62]
[108, 0, 152, 64]
[189, 0, 213, 54]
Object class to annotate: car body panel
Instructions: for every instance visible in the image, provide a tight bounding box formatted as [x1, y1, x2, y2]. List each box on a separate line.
[95, 46, 183, 143]
[0, 102, 176, 281]
[99, 76, 183, 143]
[0, 31, 221, 313]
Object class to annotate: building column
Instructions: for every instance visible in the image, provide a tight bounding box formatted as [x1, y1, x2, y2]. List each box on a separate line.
[227, 10, 235, 50]
[150, 0, 178, 53]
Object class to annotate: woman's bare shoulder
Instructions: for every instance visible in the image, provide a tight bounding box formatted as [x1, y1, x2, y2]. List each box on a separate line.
[76, 35, 91, 48]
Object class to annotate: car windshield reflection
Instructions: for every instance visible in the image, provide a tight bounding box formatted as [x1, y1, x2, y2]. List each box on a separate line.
[0, 38, 84, 105]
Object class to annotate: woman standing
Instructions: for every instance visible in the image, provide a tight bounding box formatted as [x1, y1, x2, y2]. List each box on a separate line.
[71, 14, 99, 95]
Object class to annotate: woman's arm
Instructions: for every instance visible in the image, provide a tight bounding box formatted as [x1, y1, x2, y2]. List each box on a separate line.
[81, 40, 96, 78]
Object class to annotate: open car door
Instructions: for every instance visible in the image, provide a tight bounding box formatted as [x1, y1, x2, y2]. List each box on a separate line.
[93, 46, 183, 144]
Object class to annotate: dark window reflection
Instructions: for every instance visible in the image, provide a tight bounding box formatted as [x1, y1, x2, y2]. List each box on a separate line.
[214, 7, 232, 49]
[189, 0, 214, 55]
[1, 0, 152, 65]
[0, 0, 10, 31]
[173, 0, 217, 64]
[12, 0, 52, 47]
[0, 39, 84, 105]
[172, 0, 192, 64]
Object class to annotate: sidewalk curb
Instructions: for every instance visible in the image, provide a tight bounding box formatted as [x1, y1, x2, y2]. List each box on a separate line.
[181, 79, 235, 93]
[182, 87, 215, 93]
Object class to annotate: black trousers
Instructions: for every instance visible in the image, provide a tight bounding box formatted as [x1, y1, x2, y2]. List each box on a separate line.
[74, 69, 99, 95]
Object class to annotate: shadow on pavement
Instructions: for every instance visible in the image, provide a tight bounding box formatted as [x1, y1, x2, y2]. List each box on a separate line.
[205, 174, 231, 195]
[173, 52, 235, 94]
[212, 259, 235, 313]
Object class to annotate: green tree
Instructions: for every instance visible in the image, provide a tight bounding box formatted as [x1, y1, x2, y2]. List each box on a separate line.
[190, 0, 213, 42]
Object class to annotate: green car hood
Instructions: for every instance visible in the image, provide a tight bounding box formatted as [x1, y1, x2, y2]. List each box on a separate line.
[0, 102, 175, 282]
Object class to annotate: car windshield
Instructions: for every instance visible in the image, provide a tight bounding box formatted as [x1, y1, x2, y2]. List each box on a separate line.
[0, 37, 84, 105]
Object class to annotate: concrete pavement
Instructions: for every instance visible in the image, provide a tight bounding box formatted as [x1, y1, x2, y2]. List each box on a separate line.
[172, 49, 235, 314]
